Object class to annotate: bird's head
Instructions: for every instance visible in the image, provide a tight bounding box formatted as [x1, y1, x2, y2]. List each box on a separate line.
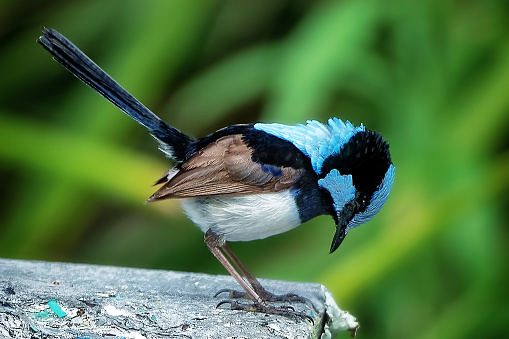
[318, 128, 395, 253]
[255, 118, 395, 253]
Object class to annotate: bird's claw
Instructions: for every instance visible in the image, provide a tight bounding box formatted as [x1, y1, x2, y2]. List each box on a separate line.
[214, 288, 246, 299]
[264, 292, 312, 305]
[214, 288, 315, 310]
[216, 300, 314, 323]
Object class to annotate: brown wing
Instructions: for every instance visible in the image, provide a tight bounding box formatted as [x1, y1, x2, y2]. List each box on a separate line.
[146, 134, 303, 201]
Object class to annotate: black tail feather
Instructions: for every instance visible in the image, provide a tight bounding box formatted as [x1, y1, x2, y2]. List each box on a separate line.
[38, 28, 194, 162]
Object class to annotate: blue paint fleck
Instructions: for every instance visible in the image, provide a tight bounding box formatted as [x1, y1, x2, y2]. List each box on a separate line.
[47, 300, 67, 318]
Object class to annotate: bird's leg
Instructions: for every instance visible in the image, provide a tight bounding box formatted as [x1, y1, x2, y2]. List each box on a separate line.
[220, 243, 313, 306]
[205, 238, 265, 306]
[221, 242, 264, 292]
[204, 230, 312, 322]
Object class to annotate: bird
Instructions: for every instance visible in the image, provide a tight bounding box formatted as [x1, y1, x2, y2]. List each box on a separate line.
[38, 28, 395, 320]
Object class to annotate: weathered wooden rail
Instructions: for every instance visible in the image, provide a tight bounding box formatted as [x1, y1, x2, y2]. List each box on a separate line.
[0, 259, 357, 338]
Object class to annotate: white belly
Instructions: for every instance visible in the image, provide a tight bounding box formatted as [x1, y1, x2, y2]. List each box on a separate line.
[179, 192, 302, 242]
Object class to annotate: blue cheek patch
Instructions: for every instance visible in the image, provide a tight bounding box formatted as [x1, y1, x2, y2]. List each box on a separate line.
[318, 169, 355, 212]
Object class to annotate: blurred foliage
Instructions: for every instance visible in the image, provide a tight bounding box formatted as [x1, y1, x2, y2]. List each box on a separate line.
[0, 0, 508, 338]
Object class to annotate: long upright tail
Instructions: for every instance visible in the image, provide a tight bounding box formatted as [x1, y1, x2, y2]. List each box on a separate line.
[38, 28, 194, 162]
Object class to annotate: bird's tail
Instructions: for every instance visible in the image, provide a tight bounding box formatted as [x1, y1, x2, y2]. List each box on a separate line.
[38, 28, 194, 162]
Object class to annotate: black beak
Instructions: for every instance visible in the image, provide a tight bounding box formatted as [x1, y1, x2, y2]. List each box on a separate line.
[330, 223, 347, 254]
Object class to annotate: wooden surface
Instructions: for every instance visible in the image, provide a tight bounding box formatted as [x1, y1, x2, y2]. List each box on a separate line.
[0, 258, 357, 338]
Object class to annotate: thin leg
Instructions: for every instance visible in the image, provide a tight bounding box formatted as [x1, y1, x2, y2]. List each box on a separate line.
[204, 231, 313, 322]
[205, 242, 265, 306]
[221, 243, 314, 307]
[222, 243, 264, 291]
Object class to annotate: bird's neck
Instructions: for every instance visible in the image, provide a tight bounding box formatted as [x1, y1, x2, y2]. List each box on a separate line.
[293, 179, 333, 224]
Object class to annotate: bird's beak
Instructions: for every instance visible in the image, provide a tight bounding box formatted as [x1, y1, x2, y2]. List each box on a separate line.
[330, 222, 347, 254]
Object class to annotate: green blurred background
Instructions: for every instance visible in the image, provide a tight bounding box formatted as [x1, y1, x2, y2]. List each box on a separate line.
[0, 0, 508, 338]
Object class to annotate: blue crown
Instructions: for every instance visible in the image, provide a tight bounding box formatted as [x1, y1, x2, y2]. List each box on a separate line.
[254, 118, 365, 174]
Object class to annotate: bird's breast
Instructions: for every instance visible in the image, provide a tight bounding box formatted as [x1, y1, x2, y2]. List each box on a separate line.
[178, 191, 302, 242]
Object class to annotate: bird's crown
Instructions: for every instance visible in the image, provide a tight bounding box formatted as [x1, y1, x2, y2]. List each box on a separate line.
[255, 118, 365, 174]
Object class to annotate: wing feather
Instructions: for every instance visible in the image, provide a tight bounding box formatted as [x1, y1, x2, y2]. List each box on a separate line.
[146, 134, 302, 201]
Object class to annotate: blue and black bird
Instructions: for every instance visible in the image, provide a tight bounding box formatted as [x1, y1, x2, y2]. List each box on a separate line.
[38, 28, 395, 319]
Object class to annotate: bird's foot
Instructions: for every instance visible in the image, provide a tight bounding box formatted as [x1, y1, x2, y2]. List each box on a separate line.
[214, 288, 247, 299]
[215, 288, 314, 308]
[216, 300, 314, 323]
